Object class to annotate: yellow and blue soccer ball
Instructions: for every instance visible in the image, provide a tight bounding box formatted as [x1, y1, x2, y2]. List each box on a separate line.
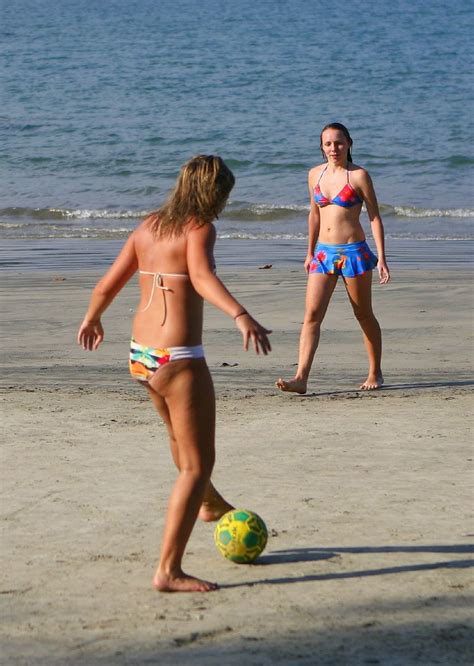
[214, 509, 268, 563]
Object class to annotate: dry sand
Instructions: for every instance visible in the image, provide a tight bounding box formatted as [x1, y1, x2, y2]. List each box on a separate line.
[1, 265, 473, 665]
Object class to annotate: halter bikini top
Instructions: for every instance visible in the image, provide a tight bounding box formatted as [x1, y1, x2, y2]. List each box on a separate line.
[313, 166, 363, 208]
[139, 270, 188, 324]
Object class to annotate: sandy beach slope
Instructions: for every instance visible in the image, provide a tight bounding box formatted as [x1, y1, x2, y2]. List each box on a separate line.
[1, 266, 473, 665]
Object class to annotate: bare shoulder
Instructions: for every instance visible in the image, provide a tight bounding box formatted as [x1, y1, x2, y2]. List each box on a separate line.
[308, 163, 326, 186]
[349, 163, 371, 186]
[138, 215, 155, 233]
[187, 220, 216, 242]
[132, 218, 155, 244]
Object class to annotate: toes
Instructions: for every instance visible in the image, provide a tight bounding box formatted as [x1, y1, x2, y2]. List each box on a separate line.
[276, 378, 307, 394]
[153, 574, 219, 593]
[188, 579, 219, 593]
[360, 377, 383, 390]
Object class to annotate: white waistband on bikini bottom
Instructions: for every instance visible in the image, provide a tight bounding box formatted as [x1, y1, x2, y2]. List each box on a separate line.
[169, 345, 205, 361]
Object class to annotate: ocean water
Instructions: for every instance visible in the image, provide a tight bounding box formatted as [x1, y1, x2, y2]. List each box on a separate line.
[1, 0, 473, 265]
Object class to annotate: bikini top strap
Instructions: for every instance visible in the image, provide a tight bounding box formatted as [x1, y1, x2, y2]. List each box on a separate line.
[139, 270, 188, 278]
[317, 164, 328, 186]
[139, 271, 172, 314]
[138, 270, 189, 316]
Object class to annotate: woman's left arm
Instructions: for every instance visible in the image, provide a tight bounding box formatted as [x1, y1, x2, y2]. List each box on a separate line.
[77, 232, 138, 350]
[359, 170, 390, 284]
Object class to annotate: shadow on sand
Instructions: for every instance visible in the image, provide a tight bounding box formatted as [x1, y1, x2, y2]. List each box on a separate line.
[219, 543, 474, 588]
[296, 379, 474, 398]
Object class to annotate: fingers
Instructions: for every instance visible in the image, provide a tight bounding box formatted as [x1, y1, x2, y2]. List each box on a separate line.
[240, 324, 272, 355]
[237, 316, 273, 354]
[77, 326, 103, 351]
[77, 326, 87, 346]
[79, 332, 90, 351]
[378, 267, 390, 284]
[93, 333, 103, 350]
[252, 335, 259, 355]
[257, 329, 272, 355]
[79, 334, 92, 351]
[251, 329, 272, 355]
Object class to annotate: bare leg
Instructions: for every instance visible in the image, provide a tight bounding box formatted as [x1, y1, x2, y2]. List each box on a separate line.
[276, 273, 338, 393]
[146, 385, 233, 523]
[343, 272, 384, 390]
[146, 359, 219, 592]
[198, 484, 234, 522]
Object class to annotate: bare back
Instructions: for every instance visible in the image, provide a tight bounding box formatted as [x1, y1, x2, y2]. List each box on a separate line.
[132, 220, 204, 347]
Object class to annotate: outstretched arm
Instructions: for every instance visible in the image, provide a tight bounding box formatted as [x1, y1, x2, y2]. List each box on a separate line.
[358, 171, 390, 284]
[77, 232, 138, 350]
[187, 223, 272, 354]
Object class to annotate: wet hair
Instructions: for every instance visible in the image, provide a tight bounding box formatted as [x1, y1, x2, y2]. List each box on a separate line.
[148, 155, 235, 237]
[320, 122, 353, 162]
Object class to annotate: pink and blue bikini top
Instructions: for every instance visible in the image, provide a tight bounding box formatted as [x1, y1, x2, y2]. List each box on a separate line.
[313, 166, 363, 208]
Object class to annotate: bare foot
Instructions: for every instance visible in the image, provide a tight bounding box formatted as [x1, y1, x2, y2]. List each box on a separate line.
[359, 373, 384, 390]
[153, 570, 219, 593]
[199, 492, 233, 522]
[275, 377, 307, 394]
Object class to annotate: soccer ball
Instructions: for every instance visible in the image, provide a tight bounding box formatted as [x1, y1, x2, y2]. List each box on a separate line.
[214, 509, 268, 563]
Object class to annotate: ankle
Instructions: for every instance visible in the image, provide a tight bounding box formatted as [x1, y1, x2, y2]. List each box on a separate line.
[157, 561, 182, 578]
[294, 372, 309, 382]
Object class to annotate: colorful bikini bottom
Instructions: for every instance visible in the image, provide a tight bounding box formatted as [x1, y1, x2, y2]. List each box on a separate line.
[309, 240, 378, 277]
[129, 338, 205, 382]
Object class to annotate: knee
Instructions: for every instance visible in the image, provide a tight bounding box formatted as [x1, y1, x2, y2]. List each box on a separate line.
[304, 309, 324, 326]
[182, 453, 214, 481]
[352, 306, 375, 324]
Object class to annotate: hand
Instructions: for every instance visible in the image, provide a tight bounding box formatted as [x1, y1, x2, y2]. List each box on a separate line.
[304, 253, 314, 273]
[378, 260, 390, 284]
[235, 314, 272, 355]
[77, 319, 104, 351]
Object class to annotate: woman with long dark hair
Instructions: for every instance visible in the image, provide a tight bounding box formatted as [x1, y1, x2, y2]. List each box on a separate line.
[276, 123, 390, 394]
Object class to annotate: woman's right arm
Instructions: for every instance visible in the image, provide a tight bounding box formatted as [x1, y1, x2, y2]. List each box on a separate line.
[77, 232, 138, 350]
[305, 169, 321, 272]
[187, 223, 272, 354]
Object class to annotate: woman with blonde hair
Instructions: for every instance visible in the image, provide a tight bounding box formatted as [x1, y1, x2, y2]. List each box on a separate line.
[78, 155, 271, 592]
